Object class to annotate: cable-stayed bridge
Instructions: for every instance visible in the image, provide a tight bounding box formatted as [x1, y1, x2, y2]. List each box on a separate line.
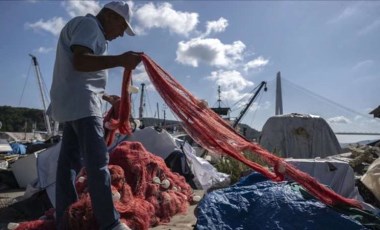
[335, 132, 380, 135]
[225, 73, 380, 141]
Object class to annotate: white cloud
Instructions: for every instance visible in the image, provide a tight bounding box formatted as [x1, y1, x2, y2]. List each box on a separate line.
[222, 90, 251, 103]
[25, 1, 101, 36]
[328, 5, 359, 24]
[133, 65, 150, 83]
[352, 59, 374, 71]
[244, 56, 269, 71]
[358, 19, 380, 36]
[25, 17, 66, 36]
[202, 17, 228, 37]
[242, 101, 271, 112]
[34, 47, 53, 54]
[62, 0, 101, 17]
[354, 115, 364, 121]
[134, 2, 198, 36]
[235, 100, 271, 113]
[327, 116, 351, 124]
[206, 70, 253, 101]
[254, 101, 271, 111]
[327, 2, 380, 37]
[132, 65, 155, 91]
[176, 38, 245, 68]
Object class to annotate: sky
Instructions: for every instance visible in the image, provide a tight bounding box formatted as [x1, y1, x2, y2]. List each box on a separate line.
[0, 0, 379, 142]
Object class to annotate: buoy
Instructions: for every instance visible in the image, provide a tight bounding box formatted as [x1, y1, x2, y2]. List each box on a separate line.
[192, 195, 201, 202]
[128, 85, 139, 94]
[134, 119, 141, 128]
[7, 223, 19, 230]
[197, 99, 208, 109]
[161, 179, 170, 189]
[152, 176, 161, 184]
[112, 191, 121, 202]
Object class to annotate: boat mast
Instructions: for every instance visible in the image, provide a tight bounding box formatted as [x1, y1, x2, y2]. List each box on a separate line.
[217, 86, 222, 108]
[29, 54, 52, 136]
[156, 102, 160, 120]
[210, 86, 231, 118]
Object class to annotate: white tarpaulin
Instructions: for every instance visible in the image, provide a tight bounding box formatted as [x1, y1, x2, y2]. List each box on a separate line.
[181, 141, 230, 190]
[110, 127, 230, 190]
[259, 113, 342, 158]
[361, 158, 380, 202]
[286, 158, 362, 199]
[111, 127, 177, 159]
[36, 142, 61, 207]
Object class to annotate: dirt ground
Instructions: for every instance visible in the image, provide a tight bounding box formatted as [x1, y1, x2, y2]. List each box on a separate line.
[151, 190, 204, 230]
[0, 189, 204, 230]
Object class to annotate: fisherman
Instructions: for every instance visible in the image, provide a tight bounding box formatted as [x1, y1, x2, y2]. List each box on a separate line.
[47, 1, 141, 229]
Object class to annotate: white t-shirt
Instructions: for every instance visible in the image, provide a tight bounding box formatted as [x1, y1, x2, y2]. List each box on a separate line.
[48, 14, 108, 122]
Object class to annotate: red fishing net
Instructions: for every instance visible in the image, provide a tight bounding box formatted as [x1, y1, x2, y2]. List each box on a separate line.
[15, 141, 193, 230]
[103, 69, 133, 146]
[65, 141, 193, 230]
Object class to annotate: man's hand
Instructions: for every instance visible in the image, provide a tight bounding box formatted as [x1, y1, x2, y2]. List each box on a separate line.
[102, 94, 120, 105]
[120, 51, 143, 70]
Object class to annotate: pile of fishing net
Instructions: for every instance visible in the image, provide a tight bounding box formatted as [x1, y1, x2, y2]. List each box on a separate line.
[13, 141, 193, 230]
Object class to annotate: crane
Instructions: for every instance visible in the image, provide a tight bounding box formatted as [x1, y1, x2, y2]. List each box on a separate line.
[232, 81, 267, 128]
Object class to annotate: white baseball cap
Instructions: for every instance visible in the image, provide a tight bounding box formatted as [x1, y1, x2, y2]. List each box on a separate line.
[103, 1, 135, 36]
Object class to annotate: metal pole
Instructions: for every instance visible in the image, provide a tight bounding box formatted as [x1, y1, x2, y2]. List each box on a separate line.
[162, 105, 166, 126]
[156, 102, 160, 120]
[217, 85, 222, 108]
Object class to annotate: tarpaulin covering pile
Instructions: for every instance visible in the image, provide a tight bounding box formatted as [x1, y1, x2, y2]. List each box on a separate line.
[10, 142, 26, 155]
[14, 141, 193, 230]
[196, 173, 380, 230]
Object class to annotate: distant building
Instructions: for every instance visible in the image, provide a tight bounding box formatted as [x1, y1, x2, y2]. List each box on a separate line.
[369, 106, 380, 118]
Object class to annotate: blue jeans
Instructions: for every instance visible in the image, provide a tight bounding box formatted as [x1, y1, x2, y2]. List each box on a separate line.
[55, 116, 120, 229]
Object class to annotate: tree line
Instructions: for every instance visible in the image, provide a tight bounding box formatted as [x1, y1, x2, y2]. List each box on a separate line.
[0, 106, 47, 132]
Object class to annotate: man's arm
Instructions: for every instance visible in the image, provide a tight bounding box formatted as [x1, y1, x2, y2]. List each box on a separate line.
[102, 94, 120, 106]
[71, 45, 142, 72]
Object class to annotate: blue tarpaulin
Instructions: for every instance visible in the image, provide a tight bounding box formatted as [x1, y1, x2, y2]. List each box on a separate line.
[196, 173, 376, 230]
[10, 142, 26, 155]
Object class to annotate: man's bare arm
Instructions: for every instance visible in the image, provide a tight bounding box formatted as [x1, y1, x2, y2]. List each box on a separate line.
[71, 45, 142, 72]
